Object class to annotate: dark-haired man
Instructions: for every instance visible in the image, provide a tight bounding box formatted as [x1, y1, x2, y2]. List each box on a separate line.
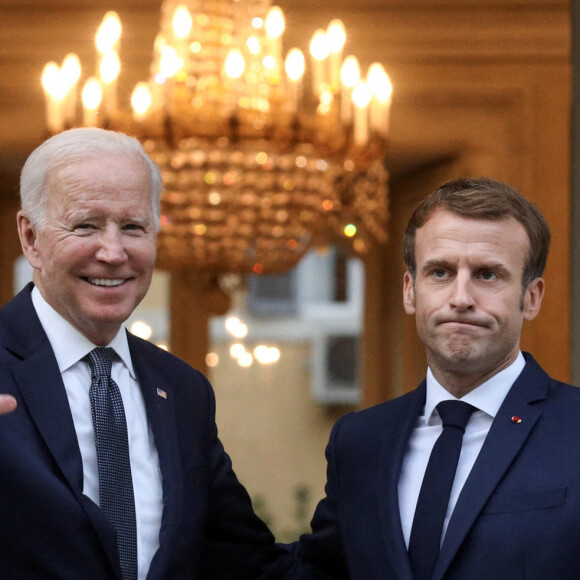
[291, 177, 580, 579]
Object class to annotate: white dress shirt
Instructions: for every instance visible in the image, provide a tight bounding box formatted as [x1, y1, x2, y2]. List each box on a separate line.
[32, 287, 163, 579]
[398, 353, 526, 547]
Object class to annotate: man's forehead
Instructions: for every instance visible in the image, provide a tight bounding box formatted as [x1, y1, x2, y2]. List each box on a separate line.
[415, 210, 530, 259]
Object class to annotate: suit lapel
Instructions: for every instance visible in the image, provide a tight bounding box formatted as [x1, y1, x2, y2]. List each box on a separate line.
[1, 285, 122, 577]
[128, 335, 184, 580]
[378, 384, 426, 580]
[433, 355, 549, 580]
[10, 340, 84, 491]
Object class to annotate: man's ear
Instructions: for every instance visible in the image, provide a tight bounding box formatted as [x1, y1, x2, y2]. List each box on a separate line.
[403, 270, 416, 314]
[523, 277, 545, 321]
[16, 211, 41, 269]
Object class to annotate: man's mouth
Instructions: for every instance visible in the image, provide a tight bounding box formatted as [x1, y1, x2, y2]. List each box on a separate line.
[86, 278, 126, 287]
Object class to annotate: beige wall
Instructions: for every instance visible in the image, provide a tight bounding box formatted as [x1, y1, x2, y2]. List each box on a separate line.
[210, 341, 347, 540]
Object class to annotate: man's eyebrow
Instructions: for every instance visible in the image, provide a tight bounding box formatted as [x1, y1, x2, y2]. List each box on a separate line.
[421, 259, 454, 272]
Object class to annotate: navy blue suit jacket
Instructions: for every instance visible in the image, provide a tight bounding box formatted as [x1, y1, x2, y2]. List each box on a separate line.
[293, 353, 580, 579]
[0, 284, 292, 579]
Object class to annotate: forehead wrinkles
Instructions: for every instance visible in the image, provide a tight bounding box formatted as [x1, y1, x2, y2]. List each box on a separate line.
[415, 215, 530, 271]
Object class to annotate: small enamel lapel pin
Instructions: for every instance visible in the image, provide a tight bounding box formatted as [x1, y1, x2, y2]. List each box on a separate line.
[157, 388, 168, 399]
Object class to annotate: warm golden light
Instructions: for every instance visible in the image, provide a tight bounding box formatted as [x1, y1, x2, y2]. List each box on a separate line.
[130, 320, 153, 340]
[206, 352, 219, 367]
[131, 82, 152, 117]
[230, 343, 246, 359]
[224, 48, 245, 79]
[237, 352, 254, 367]
[352, 80, 371, 109]
[82, 77, 103, 109]
[96, 11, 122, 54]
[41, 62, 64, 100]
[285, 48, 305, 81]
[99, 51, 121, 84]
[61, 54, 81, 88]
[326, 19, 346, 54]
[41, 5, 391, 273]
[310, 29, 329, 61]
[172, 5, 193, 39]
[254, 345, 281, 364]
[265, 6, 285, 39]
[159, 44, 182, 78]
[367, 62, 392, 102]
[340, 55, 360, 88]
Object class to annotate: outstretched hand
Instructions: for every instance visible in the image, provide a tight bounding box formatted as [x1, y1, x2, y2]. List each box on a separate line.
[0, 395, 16, 415]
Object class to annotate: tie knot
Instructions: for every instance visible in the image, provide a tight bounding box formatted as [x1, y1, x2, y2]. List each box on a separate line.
[436, 400, 476, 432]
[87, 347, 115, 379]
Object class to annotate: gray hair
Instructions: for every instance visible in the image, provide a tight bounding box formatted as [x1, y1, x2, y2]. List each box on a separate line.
[20, 128, 163, 230]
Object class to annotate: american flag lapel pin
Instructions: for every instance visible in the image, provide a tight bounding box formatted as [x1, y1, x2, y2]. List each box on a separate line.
[157, 387, 168, 400]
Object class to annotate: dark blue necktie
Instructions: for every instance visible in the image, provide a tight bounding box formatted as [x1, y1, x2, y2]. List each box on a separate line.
[88, 347, 138, 580]
[408, 400, 476, 580]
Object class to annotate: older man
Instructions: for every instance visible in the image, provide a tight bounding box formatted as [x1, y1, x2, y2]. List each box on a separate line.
[290, 177, 580, 579]
[0, 128, 292, 579]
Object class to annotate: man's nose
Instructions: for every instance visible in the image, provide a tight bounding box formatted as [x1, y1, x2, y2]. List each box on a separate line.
[449, 274, 475, 311]
[95, 228, 127, 263]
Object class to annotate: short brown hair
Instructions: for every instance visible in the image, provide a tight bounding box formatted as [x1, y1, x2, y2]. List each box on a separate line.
[403, 177, 551, 287]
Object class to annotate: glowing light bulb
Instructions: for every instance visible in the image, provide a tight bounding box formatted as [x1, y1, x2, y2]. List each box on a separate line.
[224, 48, 245, 79]
[310, 29, 329, 61]
[99, 51, 121, 84]
[285, 48, 305, 82]
[265, 6, 285, 39]
[172, 5, 193, 39]
[96, 11, 122, 54]
[82, 77, 103, 110]
[130, 320, 153, 340]
[327, 20, 346, 54]
[341, 56, 360, 88]
[131, 82, 152, 117]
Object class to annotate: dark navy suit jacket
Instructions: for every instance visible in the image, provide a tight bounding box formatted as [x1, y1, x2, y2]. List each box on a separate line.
[292, 352, 580, 579]
[0, 284, 292, 579]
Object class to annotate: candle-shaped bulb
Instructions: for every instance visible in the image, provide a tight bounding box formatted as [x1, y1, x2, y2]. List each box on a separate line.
[96, 11, 122, 54]
[42, 62, 63, 100]
[61, 53, 81, 88]
[224, 48, 245, 79]
[82, 77, 103, 109]
[327, 20, 346, 54]
[352, 80, 371, 145]
[367, 63, 391, 98]
[352, 80, 372, 109]
[99, 51, 121, 85]
[285, 48, 305, 81]
[131, 82, 152, 118]
[341, 55, 360, 88]
[159, 45, 183, 79]
[310, 29, 329, 61]
[265, 6, 285, 39]
[172, 5, 193, 39]
[82, 76, 103, 126]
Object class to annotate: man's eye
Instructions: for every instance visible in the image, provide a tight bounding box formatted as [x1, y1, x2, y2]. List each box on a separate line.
[123, 224, 144, 232]
[480, 271, 497, 281]
[75, 223, 95, 230]
[432, 269, 447, 278]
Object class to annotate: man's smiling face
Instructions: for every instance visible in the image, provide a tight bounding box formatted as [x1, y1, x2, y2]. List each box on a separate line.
[18, 153, 157, 345]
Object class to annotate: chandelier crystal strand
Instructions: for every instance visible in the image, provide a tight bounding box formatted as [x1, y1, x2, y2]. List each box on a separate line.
[41, 0, 392, 274]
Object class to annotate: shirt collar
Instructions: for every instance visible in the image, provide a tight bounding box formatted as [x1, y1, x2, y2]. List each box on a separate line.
[424, 351, 526, 423]
[31, 286, 136, 378]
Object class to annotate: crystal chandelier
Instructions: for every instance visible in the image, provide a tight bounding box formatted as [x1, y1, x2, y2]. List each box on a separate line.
[41, 1, 392, 274]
